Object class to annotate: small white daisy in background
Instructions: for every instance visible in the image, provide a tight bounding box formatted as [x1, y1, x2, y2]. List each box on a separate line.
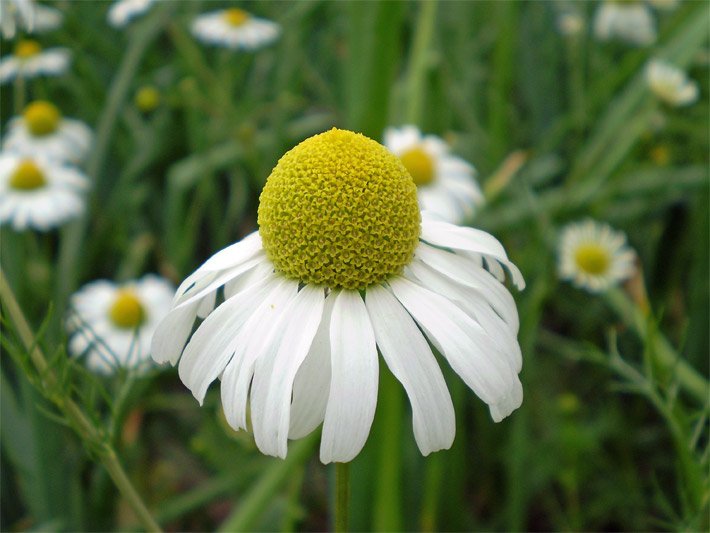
[3, 100, 93, 164]
[0, 0, 34, 38]
[558, 219, 636, 293]
[383, 125, 483, 224]
[0, 38, 70, 84]
[593, 0, 656, 46]
[107, 0, 154, 28]
[68, 276, 175, 375]
[645, 59, 699, 107]
[0, 153, 88, 231]
[191, 7, 280, 50]
[152, 128, 524, 463]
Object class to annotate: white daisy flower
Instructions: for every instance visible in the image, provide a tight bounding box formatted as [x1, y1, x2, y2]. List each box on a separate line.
[0, 38, 70, 84]
[558, 219, 636, 293]
[0, 0, 34, 38]
[0, 153, 88, 231]
[646, 59, 699, 107]
[68, 276, 175, 375]
[152, 129, 525, 464]
[593, 1, 656, 46]
[3, 100, 93, 164]
[191, 8, 280, 50]
[107, 0, 155, 28]
[383, 126, 483, 225]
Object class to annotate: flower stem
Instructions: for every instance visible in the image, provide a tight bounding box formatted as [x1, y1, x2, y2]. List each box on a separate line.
[0, 267, 162, 533]
[335, 462, 350, 533]
[405, 0, 437, 125]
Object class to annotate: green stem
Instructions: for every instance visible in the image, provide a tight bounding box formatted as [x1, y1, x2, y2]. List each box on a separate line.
[405, 0, 437, 125]
[0, 268, 161, 533]
[335, 462, 350, 533]
[419, 454, 443, 531]
[13, 74, 26, 114]
[605, 289, 708, 405]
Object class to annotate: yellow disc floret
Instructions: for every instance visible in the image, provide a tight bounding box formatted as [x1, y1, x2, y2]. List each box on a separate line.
[9, 159, 47, 190]
[399, 146, 435, 186]
[14, 39, 41, 59]
[108, 289, 145, 329]
[574, 243, 610, 275]
[258, 128, 421, 289]
[23, 101, 61, 137]
[223, 8, 250, 27]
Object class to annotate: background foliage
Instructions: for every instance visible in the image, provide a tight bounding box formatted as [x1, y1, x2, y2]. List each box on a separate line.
[1, 1, 708, 531]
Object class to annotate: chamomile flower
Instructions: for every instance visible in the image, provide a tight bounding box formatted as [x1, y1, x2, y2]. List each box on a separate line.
[558, 220, 636, 293]
[0, 38, 70, 84]
[68, 276, 175, 375]
[593, 0, 656, 46]
[152, 129, 524, 463]
[0, 153, 88, 231]
[384, 126, 483, 224]
[191, 8, 280, 50]
[107, 0, 154, 28]
[646, 59, 699, 107]
[3, 101, 93, 164]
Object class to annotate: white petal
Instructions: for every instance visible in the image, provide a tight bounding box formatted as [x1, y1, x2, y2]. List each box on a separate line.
[289, 293, 335, 439]
[320, 290, 378, 464]
[150, 300, 200, 364]
[365, 285, 455, 455]
[251, 285, 325, 458]
[389, 277, 516, 408]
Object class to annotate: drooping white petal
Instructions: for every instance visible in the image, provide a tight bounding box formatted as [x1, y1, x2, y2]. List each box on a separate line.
[251, 285, 325, 458]
[389, 277, 517, 410]
[320, 290, 379, 464]
[365, 285, 455, 455]
[150, 299, 201, 365]
[488, 377, 523, 422]
[420, 218, 525, 289]
[289, 293, 335, 439]
[220, 279, 298, 432]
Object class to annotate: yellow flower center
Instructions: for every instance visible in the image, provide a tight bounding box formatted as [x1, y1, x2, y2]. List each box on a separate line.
[9, 159, 47, 190]
[134, 86, 161, 113]
[108, 289, 146, 329]
[14, 39, 42, 59]
[574, 244, 610, 275]
[258, 128, 421, 290]
[223, 8, 250, 27]
[23, 101, 61, 137]
[399, 146, 435, 186]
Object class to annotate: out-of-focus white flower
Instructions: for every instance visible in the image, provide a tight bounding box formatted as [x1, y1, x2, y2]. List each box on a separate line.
[558, 11, 585, 37]
[68, 276, 175, 375]
[593, 1, 656, 46]
[191, 8, 280, 50]
[3, 101, 93, 163]
[152, 129, 524, 463]
[0, 153, 88, 231]
[0, 38, 70, 84]
[107, 0, 155, 28]
[384, 125, 483, 224]
[646, 59, 699, 107]
[558, 219, 636, 293]
[0, 0, 34, 38]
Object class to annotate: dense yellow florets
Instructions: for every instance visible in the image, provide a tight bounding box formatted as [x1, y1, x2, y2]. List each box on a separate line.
[258, 128, 421, 289]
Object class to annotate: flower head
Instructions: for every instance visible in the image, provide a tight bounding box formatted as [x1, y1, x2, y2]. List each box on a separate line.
[68, 276, 175, 374]
[152, 129, 524, 463]
[0, 153, 88, 230]
[593, 1, 656, 46]
[384, 126, 484, 224]
[558, 219, 636, 293]
[0, 38, 70, 84]
[646, 59, 699, 107]
[107, 0, 154, 28]
[3, 100, 93, 163]
[191, 8, 280, 50]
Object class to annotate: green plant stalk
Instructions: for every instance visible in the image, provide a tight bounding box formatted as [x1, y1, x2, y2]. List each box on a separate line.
[0, 268, 161, 533]
[335, 462, 350, 532]
[405, 0, 437, 125]
[605, 288, 708, 405]
[217, 433, 318, 532]
[55, 4, 172, 317]
[13, 74, 26, 114]
[419, 453, 443, 531]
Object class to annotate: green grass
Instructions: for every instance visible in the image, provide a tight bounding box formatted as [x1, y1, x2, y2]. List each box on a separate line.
[1, 1, 708, 531]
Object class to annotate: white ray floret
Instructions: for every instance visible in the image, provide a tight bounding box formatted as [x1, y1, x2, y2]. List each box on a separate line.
[593, 1, 656, 46]
[107, 0, 155, 28]
[191, 8, 280, 50]
[646, 59, 699, 107]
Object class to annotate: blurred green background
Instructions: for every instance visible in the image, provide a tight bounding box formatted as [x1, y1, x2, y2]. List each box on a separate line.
[1, 0, 708, 531]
